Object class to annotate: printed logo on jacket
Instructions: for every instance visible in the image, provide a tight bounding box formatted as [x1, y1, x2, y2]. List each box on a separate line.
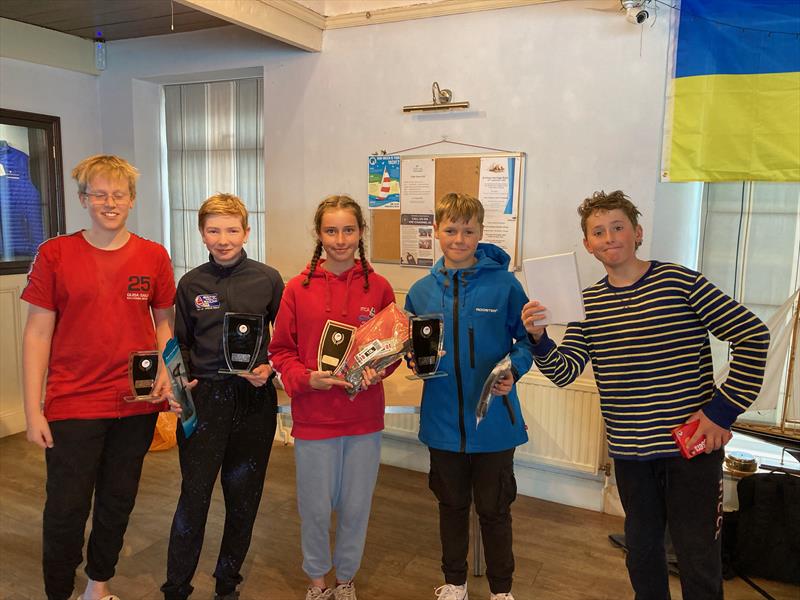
[195, 294, 221, 310]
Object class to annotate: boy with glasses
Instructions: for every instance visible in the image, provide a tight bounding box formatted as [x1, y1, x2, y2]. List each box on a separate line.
[22, 154, 176, 600]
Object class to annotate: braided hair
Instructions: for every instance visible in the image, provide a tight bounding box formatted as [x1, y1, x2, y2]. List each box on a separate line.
[302, 240, 323, 287]
[302, 195, 370, 290]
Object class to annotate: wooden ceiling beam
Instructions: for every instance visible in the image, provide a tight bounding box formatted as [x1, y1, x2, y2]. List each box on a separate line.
[175, 0, 322, 52]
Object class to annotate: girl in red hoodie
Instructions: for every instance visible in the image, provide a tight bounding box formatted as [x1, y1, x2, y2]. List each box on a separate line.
[268, 195, 397, 600]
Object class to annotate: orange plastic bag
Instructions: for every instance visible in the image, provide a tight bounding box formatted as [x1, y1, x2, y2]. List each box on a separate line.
[149, 411, 178, 451]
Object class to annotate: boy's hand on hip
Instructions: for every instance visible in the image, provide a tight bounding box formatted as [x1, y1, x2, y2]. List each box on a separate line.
[686, 410, 732, 452]
[238, 363, 273, 387]
[26, 412, 53, 449]
[521, 300, 547, 341]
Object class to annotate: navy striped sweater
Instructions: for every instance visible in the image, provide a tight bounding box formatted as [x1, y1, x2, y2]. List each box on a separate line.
[531, 261, 770, 460]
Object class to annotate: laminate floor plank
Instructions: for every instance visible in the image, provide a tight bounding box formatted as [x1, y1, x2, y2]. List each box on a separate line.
[1, 433, 797, 599]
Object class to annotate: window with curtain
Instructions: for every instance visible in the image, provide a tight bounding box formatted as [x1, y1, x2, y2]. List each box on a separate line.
[699, 182, 800, 326]
[163, 78, 264, 281]
[698, 182, 800, 461]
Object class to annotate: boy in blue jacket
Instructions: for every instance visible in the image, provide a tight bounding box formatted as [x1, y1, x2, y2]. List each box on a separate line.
[405, 193, 534, 600]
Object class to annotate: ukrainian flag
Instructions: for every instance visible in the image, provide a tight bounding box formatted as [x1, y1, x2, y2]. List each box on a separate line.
[662, 0, 800, 182]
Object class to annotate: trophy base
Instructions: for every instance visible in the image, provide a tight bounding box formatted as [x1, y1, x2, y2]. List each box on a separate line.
[124, 395, 163, 403]
[406, 371, 449, 381]
[218, 368, 252, 375]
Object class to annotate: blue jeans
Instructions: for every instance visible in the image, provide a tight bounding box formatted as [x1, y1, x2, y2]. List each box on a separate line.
[294, 432, 381, 581]
[614, 450, 724, 600]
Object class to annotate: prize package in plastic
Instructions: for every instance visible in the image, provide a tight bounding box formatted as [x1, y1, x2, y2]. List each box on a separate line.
[334, 303, 411, 397]
[475, 354, 513, 426]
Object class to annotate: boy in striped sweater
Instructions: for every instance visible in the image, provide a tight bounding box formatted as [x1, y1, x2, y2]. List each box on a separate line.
[521, 191, 769, 600]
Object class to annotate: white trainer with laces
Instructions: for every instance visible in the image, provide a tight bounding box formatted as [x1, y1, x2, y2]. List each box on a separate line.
[306, 586, 334, 600]
[334, 581, 357, 600]
[434, 583, 468, 599]
[490, 593, 515, 600]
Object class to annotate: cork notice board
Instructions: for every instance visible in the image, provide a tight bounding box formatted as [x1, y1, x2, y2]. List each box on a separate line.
[370, 153, 522, 264]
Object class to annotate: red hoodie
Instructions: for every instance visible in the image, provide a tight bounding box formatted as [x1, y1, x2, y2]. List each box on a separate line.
[268, 260, 397, 440]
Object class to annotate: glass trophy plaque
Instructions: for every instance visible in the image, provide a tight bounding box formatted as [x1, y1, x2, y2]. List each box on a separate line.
[125, 351, 161, 402]
[220, 313, 264, 374]
[406, 314, 447, 380]
[318, 320, 357, 373]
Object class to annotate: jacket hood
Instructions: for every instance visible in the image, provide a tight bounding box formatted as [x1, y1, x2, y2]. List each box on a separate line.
[299, 259, 375, 316]
[431, 243, 510, 284]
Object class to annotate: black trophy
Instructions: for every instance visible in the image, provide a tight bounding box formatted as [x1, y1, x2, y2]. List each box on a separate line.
[220, 313, 264, 374]
[407, 314, 447, 380]
[318, 320, 356, 373]
[125, 350, 161, 402]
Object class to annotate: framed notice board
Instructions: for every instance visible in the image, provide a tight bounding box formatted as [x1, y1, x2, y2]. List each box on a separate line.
[370, 152, 525, 269]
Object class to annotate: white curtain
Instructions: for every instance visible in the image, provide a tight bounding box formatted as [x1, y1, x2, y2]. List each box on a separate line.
[164, 78, 264, 280]
[700, 182, 800, 417]
[700, 182, 800, 325]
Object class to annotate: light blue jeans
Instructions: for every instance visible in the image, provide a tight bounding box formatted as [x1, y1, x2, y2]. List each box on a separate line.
[294, 432, 382, 581]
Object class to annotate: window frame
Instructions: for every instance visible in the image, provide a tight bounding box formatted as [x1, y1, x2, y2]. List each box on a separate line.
[0, 108, 65, 275]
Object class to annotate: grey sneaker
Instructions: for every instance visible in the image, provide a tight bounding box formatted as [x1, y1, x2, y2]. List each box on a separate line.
[435, 584, 468, 599]
[333, 581, 357, 600]
[214, 592, 239, 600]
[306, 586, 334, 600]
[490, 594, 515, 600]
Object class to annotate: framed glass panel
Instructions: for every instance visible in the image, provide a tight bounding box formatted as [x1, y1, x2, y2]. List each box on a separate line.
[0, 108, 65, 274]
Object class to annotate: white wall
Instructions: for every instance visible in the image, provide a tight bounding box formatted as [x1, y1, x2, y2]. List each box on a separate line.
[0, 57, 103, 231]
[99, 3, 676, 293]
[0, 57, 103, 435]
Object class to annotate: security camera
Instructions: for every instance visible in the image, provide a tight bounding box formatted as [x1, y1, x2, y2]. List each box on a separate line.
[626, 7, 649, 24]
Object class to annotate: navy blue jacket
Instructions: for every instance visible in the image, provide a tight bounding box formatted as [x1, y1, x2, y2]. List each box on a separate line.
[405, 243, 533, 453]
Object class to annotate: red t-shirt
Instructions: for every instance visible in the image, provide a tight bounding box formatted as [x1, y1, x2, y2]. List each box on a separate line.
[21, 231, 176, 421]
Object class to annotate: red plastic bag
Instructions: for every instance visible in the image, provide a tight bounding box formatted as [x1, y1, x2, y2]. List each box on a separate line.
[336, 303, 410, 397]
[149, 411, 178, 452]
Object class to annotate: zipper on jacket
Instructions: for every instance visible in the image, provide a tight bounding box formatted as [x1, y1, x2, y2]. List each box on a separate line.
[468, 327, 475, 369]
[452, 272, 467, 452]
[502, 395, 516, 425]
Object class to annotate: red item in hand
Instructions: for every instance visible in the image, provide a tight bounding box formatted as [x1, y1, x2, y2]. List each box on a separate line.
[671, 419, 707, 459]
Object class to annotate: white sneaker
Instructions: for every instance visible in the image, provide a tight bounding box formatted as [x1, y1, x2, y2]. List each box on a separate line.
[333, 581, 357, 600]
[306, 586, 334, 600]
[435, 583, 468, 599]
[490, 594, 515, 600]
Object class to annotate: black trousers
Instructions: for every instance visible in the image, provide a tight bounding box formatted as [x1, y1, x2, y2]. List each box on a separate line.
[42, 412, 158, 600]
[614, 450, 725, 600]
[162, 378, 277, 599]
[428, 447, 517, 594]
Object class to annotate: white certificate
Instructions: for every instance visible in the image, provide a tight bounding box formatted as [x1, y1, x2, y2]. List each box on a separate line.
[522, 252, 585, 326]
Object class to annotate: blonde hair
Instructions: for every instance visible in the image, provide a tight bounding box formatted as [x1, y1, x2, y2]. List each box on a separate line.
[303, 195, 370, 290]
[71, 154, 139, 198]
[435, 192, 485, 226]
[198, 193, 249, 230]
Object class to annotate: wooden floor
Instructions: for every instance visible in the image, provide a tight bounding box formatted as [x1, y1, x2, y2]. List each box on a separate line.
[1, 432, 797, 600]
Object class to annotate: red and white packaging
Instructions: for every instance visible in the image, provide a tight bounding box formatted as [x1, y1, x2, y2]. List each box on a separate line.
[671, 419, 707, 459]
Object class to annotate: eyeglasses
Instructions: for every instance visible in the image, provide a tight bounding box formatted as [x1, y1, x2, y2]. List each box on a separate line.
[82, 191, 130, 204]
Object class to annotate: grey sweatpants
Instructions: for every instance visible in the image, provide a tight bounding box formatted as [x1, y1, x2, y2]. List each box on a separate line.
[294, 432, 381, 581]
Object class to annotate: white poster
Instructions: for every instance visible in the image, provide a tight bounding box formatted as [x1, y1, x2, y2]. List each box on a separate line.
[400, 158, 436, 267]
[478, 157, 520, 265]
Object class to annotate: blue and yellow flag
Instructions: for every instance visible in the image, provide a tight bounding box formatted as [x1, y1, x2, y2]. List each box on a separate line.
[662, 0, 800, 182]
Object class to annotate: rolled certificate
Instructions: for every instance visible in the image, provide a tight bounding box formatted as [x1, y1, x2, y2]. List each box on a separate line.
[476, 354, 512, 426]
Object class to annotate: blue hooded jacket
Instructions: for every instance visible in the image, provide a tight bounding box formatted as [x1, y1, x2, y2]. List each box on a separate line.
[404, 243, 534, 453]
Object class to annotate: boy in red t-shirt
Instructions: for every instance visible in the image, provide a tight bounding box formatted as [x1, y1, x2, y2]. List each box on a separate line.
[22, 155, 176, 600]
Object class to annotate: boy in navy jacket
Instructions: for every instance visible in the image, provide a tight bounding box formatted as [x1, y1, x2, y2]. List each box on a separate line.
[405, 193, 533, 600]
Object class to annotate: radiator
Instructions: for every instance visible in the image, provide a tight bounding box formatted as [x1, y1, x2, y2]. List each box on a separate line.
[384, 372, 605, 476]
